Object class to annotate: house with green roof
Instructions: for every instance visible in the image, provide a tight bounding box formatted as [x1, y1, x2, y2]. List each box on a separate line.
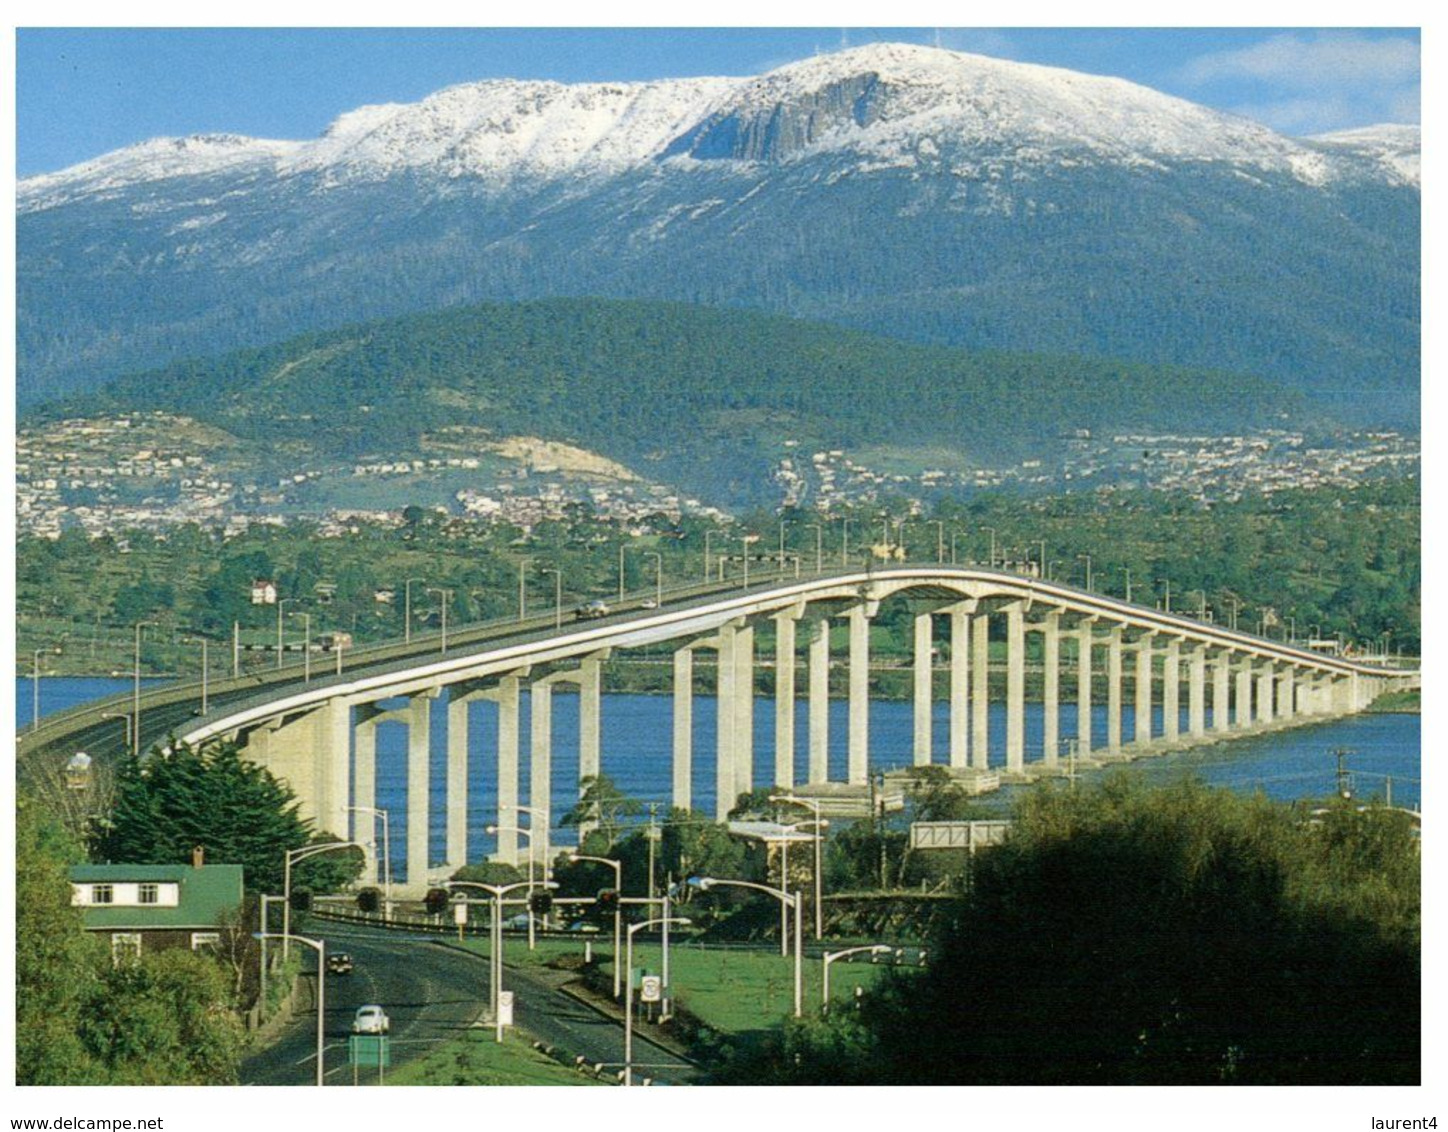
[70, 853, 244, 963]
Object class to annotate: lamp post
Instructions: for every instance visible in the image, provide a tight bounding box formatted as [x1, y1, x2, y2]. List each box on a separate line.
[805, 523, 824, 573]
[624, 916, 691, 1086]
[31, 645, 61, 732]
[275, 599, 293, 669]
[929, 520, 945, 565]
[288, 612, 311, 681]
[345, 806, 392, 919]
[771, 794, 827, 939]
[403, 578, 425, 644]
[1157, 578, 1172, 613]
[950, 530, 959, 565]
[283, 840, 362, 961]
[570, 853, 623, 998]
[488, 823, 541, 950]
[101, 711, 132, 752]
[1036, 540, 1047, 579]
[840, 518, 851, 566]
[618, 542, 628, 604]
[426, 587, 451, 652]
[644, 552, 663, 608]
[255, 932, 327, 1085]
[703, 531, 718, 583]
[822, 944, 893, 1012]
[982, 527, 997, 567]
[693, 877, 802, 1016]
[517, 560, 527, 623]
[132, 621, 155, 756]
[447, 880, 552, 1042]
[191, 637, 210, 713]
[778, 519, 788, 574]
[1124, 567, 1133, 603]
[1078, 554, 1093, 592]
[542, 568, 562, 629]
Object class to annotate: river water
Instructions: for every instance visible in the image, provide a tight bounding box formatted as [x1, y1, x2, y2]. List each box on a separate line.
[20, 678, 1420, 873]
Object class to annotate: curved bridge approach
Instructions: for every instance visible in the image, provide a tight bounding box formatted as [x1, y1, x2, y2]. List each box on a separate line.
[21, 566, 1415, 892]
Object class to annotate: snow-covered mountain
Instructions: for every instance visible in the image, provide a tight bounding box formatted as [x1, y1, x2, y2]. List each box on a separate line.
[17, 43, 1420, 420]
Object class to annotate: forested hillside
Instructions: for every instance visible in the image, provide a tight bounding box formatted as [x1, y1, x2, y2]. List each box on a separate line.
[37, 298, 1310, 503]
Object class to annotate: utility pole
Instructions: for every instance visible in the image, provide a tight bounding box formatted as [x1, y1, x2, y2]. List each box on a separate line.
[646, 803, 659, 903]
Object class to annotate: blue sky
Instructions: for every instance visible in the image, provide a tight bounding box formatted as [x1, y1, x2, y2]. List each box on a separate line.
[16, 27, 1421, 177]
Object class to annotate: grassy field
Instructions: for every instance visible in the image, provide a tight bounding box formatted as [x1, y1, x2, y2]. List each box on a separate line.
[383, 1028, 604, 1086]
[458, 934, 901, 1034]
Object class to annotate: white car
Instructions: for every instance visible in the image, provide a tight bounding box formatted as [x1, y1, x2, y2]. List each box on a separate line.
[352, 1005, 390, 1035]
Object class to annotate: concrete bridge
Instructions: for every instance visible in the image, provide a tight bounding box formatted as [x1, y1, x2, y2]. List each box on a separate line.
[20, 565, 1415, 892]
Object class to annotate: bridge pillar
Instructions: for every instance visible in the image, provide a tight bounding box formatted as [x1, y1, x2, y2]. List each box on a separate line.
[321, 698, 352, 844]
[1276, 666, 1295, 721]
[579, 655, 603, 784]
[672, 646, 695, 811]
[733, 624, 756, 799]
[971, 610, 991, 769]
[1106, 625, 1123, 755]
[948, 605, 973, 768]
[496, 675, 522, 865]
[1256, 661, 1276, 724]
[407, 692, 434, 886]
[353, 712, 379, 883]
[847, 605, 871, 785]
[1162, 638, 1181, 744]
[1076, 617, 1097, 756]
[1188, 644, 1207, 740]
[913, 611, 934, 766]
[1134, 632, 1155, 746]
[808, 618, 831, 784]
[1040, 611, 1062, 765]
[1235, 658, 1254, 728]
[1005, 602, 1025, 772]
[716, 624, 737, 818]
[445, 693, 472, 871]
[529, 681, 553, 842]
[775, 609, 801, 787]
[1212, 651, 1232, 733]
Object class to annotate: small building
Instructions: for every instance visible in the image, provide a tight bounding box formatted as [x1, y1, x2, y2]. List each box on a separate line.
[250, 579, 277, 605]
[69, 855, 244, 964]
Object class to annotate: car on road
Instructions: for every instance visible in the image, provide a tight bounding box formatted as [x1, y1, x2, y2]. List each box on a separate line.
[575, 600, 610, 620]
[640, 599, 658, 609]
[567, 920, 601, 933]
[326, 952, 354, 975]
[352, 1005, 390, 1035]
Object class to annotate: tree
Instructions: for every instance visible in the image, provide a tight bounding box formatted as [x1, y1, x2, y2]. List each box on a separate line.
[560, 774, 643, 848]
[743, 777, 1420, 1085]
[96, 739, 361, 893]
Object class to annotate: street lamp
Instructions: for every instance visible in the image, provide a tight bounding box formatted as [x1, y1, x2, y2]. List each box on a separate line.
[930, 520, 946, 565]
[771, 794, 828, 939]
[624, 916, 691, 1086]
[488, 823, 542, 950]
[346, 806, 392, 919]
[1124, 567, 1133, 603]
[692, 877, 802, 1016]
[1157, 578, 1172, 613]
[703, 531, 719, 583]
[132, 621, 155, 756]
[276, 599, 294, 669]
[255, 932, 327, 1086]
[283, 840, 363, 960]
[1078, 554, 1093, 592]
[517, 560, 528, 623]
[570, 853, 623, 998]
[288, 612, 311, 681]
[447, 879, 554, 1043]
[426, 587, 451, 652]
[541, 568, 562, 629]
[100, 711, 132, 752]
[31, 644, 61, 732]
[840, 518, 851, 566]
[618, 542, 628, 604]
[822, 945, 893, 1012]
[403, 577, 425, 643]
[805, 523, 824, 574]
[181, 636, 210, 713]
[982, 527, 997, 567]
[950, 530, 960, 565]
[644, 551, 663, 608]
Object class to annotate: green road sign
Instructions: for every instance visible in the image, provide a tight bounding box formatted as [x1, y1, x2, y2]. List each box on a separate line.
[349, 1035, 391, 1067]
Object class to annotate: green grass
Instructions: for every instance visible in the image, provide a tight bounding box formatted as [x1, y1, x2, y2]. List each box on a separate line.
[383, 1028, 604, 1086]
[456, 934, 901, 1034]
[1367, 689, 1420, 713]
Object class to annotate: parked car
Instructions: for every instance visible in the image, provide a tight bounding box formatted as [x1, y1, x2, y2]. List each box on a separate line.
[352, 1004, 390, 1034]
[326, 952, 354, 975]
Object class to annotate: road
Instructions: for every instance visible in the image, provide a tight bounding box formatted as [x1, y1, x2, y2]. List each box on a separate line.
[240, 921, 696, 1086]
